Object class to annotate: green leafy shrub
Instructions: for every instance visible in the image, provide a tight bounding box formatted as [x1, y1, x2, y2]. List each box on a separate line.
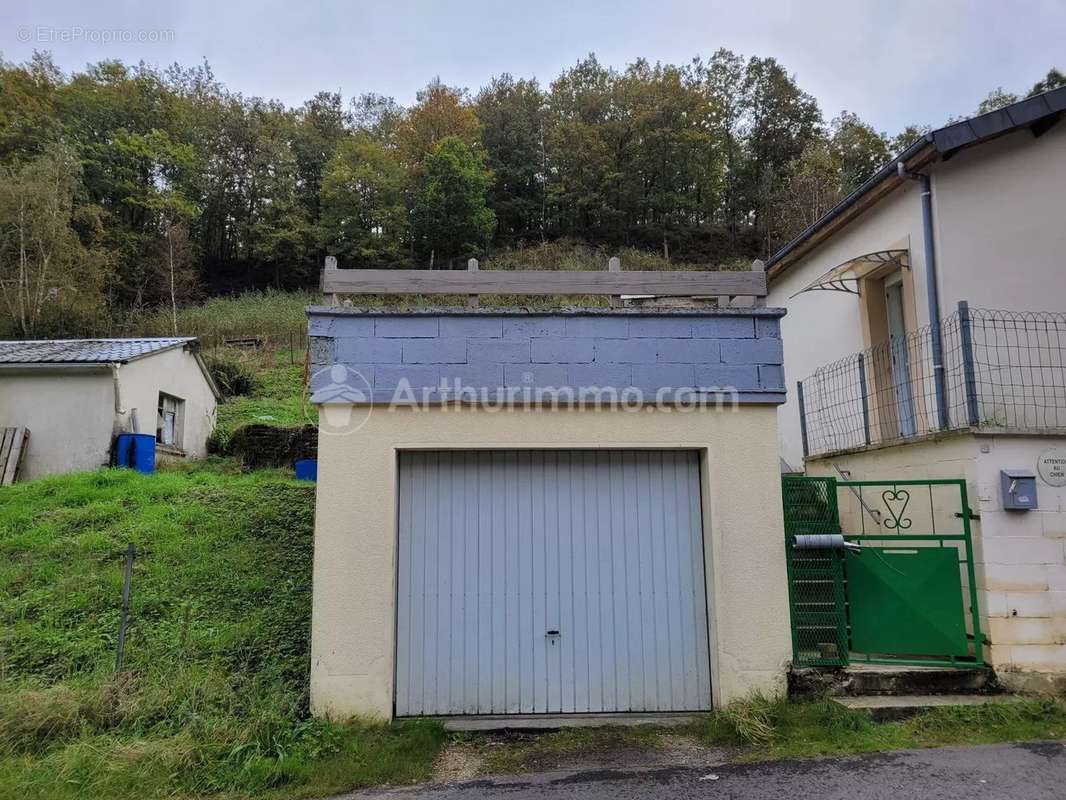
[204, 354, 257, 399]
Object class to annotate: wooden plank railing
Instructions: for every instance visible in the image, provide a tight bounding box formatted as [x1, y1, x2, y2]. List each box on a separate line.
[320, 256, 767, 308]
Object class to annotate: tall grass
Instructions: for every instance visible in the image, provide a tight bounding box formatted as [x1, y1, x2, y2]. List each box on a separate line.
[704, 692, 1066, 760]
[0, 465, 443, 798]
[124, 289, 317, 349]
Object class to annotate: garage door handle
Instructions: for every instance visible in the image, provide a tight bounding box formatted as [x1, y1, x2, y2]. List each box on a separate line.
[546, 630, 560, 636]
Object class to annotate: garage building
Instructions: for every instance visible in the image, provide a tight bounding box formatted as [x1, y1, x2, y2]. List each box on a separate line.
[306, 278, 792, 721]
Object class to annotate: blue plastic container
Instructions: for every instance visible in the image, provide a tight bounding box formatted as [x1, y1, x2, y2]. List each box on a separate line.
[294, 458, 318, 482]
[115, 433, 156, 474]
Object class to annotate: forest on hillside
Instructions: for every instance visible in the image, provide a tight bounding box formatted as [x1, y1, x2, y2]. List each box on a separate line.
[0, 48, 1062, 336]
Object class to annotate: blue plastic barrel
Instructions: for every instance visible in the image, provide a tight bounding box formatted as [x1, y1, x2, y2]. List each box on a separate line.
[115, 433, 156, 474]
[294, 458, 318, 482]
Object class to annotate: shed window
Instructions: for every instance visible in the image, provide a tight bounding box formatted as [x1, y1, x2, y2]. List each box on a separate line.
[156, 393, 185, 448]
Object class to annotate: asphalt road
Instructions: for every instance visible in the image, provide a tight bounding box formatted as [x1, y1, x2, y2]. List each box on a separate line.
[344, 742, 1066, 800]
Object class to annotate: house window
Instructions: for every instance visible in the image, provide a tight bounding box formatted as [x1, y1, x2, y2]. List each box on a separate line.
[157, 393, 185, 449]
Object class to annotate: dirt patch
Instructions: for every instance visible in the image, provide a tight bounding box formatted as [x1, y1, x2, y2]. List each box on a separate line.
[431, 743, 485, 784]
[432, 726, 730, 783]
[659, 732, 729, 767]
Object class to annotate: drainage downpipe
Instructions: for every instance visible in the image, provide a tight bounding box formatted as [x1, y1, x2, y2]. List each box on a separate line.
[898, 163, 949, 430]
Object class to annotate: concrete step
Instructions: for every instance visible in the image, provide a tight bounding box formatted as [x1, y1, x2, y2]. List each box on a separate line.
[835, 693, 1019, 723]
[790, 664, 998, 698]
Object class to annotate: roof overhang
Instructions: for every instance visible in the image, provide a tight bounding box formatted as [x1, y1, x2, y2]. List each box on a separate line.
[767, 85, 1066, 281]
[0, 342, 221, 400]
[0, 362, 113, 375]
[766, 141, 936, 280]
[789, 249, 909, 298]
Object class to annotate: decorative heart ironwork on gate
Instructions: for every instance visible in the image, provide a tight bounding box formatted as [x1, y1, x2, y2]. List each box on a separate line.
[881, 488, 912, 529]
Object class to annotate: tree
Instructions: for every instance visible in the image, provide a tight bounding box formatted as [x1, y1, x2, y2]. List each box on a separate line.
[319, 135, 408, 265]
[476, 75, 547, 244]
[770, 139, 842, 248]
[617, 59, 719, 257]
[151, 221, 197, 334]
[115, 127, 199, 311]
[976, 87, 1019, 114]
[888, 124, 931, 157]
[292, 91, 348, 223]
[0, 52, 62, 164]
[740, 57, 823, 253]
[0, 143, 108, 335]
[1028, 68, 1066, 97]
[545, 55, 621, 239]
[701, 49, 747, 238]
[396, 80, 480, 166]
[411, 137, 495, 263]
[351, 93, 404, 145]
[830, 111, 890, 192]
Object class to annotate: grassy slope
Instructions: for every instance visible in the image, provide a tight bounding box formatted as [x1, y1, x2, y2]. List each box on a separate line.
[0, 464, 443, 800]
[211, 351, 315, 452]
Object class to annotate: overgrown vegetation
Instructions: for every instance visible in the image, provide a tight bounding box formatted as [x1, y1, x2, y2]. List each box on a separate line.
[704, 693, 1066, 761]
[128, 289, 318, 348]
[209, 349, 313, 455]
[0, 465, 445, 799]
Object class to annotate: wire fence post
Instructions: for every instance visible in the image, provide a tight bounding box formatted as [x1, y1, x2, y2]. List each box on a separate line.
[797, 380, 810, 460]
[958, 301, 980, 427]
[115, 542, 136, 672]
[857, 353, 871, 446]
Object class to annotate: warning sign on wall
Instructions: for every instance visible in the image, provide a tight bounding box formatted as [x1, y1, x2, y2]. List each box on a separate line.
[1037, 447, 1066, 487]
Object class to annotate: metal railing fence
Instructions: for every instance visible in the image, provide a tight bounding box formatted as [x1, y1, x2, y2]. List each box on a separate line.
[798, 304, 1066, 458]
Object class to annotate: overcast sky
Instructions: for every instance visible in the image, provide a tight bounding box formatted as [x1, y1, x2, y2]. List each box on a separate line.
[4, 0, 1064, 134]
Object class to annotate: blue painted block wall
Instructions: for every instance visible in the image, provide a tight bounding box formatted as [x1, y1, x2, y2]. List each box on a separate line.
[308, 309, 786, 404]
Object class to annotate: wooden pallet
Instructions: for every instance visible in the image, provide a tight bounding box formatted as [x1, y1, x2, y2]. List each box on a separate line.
[0, 427, 30, 485]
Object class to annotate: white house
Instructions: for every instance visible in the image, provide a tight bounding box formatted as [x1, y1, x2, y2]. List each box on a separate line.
[767, 86, 1066, 690]
[0, 338, 219, 480]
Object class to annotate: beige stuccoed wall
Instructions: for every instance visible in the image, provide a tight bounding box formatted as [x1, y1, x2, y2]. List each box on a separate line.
[118, 348, 218, 458]
[0, 368, 115, 479]
[766, 185, 925, 469]
[932, 124, 1066, 314]
[310, 403, 790, 720]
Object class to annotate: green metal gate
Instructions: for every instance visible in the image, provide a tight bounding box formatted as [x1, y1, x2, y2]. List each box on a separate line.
[783, 476, 984, 668]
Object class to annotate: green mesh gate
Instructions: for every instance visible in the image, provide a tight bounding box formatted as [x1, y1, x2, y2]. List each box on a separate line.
[782, 476, 984, 668]
[782, 477, 848, 666]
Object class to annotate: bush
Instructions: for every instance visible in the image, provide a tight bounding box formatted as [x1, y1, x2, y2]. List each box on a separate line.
[705, 693, 783, 745]
[204, 354, 257, 399]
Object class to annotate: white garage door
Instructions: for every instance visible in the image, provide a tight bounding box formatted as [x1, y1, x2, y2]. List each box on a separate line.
[395, 450, 712, 716]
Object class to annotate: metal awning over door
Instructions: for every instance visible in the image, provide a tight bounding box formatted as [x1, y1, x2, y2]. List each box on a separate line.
[395, 450, 712, 716]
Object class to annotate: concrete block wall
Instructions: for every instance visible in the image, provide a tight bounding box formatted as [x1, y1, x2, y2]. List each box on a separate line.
[307, 309, 786, 404]
[973, 435, 1066, 675]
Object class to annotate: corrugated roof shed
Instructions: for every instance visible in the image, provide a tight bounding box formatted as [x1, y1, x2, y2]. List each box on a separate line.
[0, 338, 196, 364]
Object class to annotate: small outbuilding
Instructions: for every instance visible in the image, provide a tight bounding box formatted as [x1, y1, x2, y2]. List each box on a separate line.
[0, 338, 219, 480]
[307, 261, 791, 721]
